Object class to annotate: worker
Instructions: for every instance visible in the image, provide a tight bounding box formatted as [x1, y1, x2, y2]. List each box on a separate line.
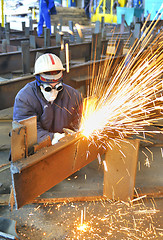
[37, 0, 57, 37]
[13, 53, 83, 145]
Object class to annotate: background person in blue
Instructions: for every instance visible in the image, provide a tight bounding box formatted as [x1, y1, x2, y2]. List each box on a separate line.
[13, 53, 83, 145]
[37, 0, 57, 37]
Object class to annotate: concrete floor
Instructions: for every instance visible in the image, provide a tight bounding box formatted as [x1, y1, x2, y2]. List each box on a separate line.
[0, 150, 163, 239]
[0, 108, 163, 239]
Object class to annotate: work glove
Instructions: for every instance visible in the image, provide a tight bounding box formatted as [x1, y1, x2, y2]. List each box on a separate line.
[52, 132, 65, 145]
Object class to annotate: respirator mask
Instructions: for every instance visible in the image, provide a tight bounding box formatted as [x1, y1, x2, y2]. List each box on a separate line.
[40, 82, 63, 103]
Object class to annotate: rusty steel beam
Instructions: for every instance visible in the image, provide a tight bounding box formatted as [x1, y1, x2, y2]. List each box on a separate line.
[0, 75, 35, 110]
[0, 37, 29, 46]
[0, 40, 108, 74]
[10, 132, 105, 209]
[7, 29, 35, 37]
[10, 119, 139, 209]
[0, 44, 18, 52]
[0, 56, 123, 110]
[0, 36, 54, 48]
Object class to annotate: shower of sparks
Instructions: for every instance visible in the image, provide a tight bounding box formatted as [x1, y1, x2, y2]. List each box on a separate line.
[18, 197, 162, 239]
[131, 195, 147, 202]
[144, 157, 151, 167]
[77, 223, 89, 232]
[103, 160, 108, 172]
[97, 153, 102, 164]
[59, 31, 64, 50]
[81, 209, 84, 224]
[145, 147, 154, 161]
[142, 150, 151, 167]
[65, 43, 70, 73]
[79, 11, 163, 147]
[67, 29, 74, 35]
[138, 161, 141, 171]
[75, 23, 83, 38]
[161, 148, 163, 158]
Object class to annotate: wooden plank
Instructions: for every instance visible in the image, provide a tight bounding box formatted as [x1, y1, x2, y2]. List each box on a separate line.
[11, 133, 105, 209]
[103, 139, 139, 201]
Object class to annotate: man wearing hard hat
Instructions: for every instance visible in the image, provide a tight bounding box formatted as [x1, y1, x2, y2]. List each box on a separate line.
[13, 53, 83, 145]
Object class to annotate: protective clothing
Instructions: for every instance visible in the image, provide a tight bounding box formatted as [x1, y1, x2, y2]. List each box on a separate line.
[41, 82, 63, 92]
[52, 132, 65, 145]
[34, 53, 65, 75]
[34, 53, 65, 84]
[13, 81, 83, 143]
[37, 0, 56, 37]
[40, 85, 58, 102]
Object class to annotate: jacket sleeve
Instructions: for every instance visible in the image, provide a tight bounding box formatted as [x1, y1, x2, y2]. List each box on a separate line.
[13, 94, 54, 143]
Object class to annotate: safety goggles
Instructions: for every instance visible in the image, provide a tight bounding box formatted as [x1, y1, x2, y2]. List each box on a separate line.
[42, 82, 63, 92]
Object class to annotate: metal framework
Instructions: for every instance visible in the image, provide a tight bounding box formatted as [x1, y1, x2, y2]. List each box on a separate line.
[10, 116, 139, 209]
[0, 55, 123, 110]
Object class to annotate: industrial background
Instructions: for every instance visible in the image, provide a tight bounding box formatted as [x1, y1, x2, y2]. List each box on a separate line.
[0, 0, 163, 239]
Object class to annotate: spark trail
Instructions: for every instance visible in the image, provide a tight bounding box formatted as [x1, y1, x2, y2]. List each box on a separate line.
[79, 11, 163, 147]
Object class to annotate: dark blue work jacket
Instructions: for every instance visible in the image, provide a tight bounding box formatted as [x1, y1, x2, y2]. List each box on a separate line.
[13, 81, 83, 143]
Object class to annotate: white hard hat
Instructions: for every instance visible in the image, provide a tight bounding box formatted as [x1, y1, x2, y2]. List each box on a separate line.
[34, 53, 65, 75]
